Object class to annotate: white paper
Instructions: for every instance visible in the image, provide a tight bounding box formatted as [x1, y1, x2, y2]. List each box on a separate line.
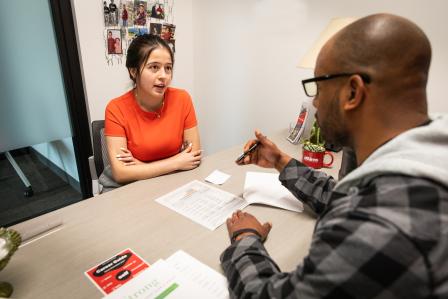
[244, 171, 303, 212]
[155, 180, 248, 230]
[166, 250, 229, 299]
[205, 170, 231, 185]
[103, 260, 213, 299]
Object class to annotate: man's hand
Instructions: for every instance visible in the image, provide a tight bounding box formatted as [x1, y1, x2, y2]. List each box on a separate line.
[236, 130, 291, 171]
[226, 210, 272, 243]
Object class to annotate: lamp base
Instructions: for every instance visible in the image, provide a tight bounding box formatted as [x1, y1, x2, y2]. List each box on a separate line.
[0, 281, 13, 298]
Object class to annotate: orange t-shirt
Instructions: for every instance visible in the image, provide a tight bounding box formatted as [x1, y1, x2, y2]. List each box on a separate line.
[104, 87, 198, 162]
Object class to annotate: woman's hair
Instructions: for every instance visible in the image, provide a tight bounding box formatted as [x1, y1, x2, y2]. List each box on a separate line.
[126, 34, 174, 84]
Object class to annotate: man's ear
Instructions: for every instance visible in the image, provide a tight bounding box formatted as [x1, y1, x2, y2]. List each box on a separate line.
[343, 75, 365, 111]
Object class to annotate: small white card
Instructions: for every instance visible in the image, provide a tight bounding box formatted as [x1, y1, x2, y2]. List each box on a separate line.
[205, 170, 231, 185]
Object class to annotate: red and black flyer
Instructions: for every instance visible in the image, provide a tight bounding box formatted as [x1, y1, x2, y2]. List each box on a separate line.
[85, 248, 150, 295]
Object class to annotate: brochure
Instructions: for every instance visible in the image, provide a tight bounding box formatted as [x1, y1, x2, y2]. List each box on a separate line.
[85, 248, 150, 295]
[287, 106, 309, 144]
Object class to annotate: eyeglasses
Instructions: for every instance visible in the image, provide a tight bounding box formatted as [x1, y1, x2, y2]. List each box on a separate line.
[301, 73, 371, 97]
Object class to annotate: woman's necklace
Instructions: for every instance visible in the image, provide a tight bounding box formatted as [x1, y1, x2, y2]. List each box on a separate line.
[154, 100, 164, 118]
[134, 90, 164, 118]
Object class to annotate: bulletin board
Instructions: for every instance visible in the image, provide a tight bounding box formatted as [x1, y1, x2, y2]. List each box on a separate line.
[102, 0, 175, 65]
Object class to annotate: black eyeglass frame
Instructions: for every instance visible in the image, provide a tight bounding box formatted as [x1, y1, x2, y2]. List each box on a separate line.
[301, 73, 371, 97]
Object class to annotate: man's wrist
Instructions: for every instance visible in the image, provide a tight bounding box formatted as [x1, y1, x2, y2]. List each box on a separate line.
[230, 228, 263, 244]
[274, 152, 292, 172]
[234, 232, 257, 242]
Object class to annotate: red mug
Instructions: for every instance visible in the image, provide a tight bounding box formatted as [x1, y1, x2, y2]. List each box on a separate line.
[302, 149, 334, 169]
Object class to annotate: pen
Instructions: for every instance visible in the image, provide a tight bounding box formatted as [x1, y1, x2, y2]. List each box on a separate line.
[235, 141, 260, 163]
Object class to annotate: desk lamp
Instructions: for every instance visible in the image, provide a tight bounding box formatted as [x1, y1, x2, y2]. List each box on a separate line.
[298, 17, 358, 68]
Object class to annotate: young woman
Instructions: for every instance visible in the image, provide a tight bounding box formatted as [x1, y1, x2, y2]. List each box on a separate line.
[100, 34, 201, 192]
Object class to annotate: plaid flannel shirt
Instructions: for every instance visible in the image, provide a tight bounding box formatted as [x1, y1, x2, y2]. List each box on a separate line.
[221, 159, 448, 298]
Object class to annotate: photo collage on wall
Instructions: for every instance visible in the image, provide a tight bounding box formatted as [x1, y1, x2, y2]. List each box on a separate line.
[103, 0, 176, 65]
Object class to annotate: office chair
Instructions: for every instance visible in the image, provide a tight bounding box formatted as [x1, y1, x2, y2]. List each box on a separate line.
[89, 120, 110, 193]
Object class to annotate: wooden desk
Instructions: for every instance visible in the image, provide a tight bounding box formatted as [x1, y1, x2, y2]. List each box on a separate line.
[2, 130, 341, 298]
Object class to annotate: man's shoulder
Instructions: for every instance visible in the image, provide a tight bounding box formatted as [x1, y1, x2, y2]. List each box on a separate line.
[316, 174, 448, 294]
[326, 174, 447, 249]
[356, 174, 447, 210]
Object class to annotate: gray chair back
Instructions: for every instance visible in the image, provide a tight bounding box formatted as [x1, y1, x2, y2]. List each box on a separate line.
[91, 120, 110, 177]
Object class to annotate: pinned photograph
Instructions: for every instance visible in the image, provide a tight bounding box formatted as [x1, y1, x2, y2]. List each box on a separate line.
[114, 37, 122, 54]
[161, 24, 175, 42]
[150, 3, 165, 19]
[106, 29, 122, 54]
[103, 0, 119, 26]
[134, 1, 147, 26]
[128, 27, 149, 42]
[119, 0, 134, 27]
[150, 23, 162, 36]
[103, 1, 110, 26]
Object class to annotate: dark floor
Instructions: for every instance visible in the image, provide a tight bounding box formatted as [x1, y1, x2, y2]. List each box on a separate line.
[0, 149, 82, 227]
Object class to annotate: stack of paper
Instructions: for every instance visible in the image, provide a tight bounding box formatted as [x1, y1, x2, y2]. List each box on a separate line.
[102, 250, 229, 299]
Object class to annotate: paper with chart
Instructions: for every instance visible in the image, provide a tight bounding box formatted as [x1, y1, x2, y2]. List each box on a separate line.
[166, 250, 229, 299]
[155, 180, 247, 230]
[243, 171, 303, 212]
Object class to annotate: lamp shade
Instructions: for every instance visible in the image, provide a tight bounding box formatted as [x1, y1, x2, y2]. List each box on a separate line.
[298, 17, 358, 69]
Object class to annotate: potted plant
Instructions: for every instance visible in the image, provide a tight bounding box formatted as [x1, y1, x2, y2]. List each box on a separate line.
[302, 120, 326, 153]
[0, 228, 22, 298]
[301, 121, 334, 169]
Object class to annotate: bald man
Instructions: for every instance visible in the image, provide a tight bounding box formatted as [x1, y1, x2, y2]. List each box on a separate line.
[221, 14, 448, 298]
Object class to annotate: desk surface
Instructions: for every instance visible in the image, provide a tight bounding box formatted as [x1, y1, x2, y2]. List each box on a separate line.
[2, 130, 341, 299]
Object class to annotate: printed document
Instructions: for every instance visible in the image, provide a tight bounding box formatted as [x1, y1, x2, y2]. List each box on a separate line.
[166, 250, 229, 299]
[155, 180, 247, 230]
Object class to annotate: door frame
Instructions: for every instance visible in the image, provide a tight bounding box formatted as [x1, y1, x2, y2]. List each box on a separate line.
[49, 0, 93, 198]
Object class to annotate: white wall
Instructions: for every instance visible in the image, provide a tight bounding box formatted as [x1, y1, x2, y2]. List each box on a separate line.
[73, 0, 448, 157]
[192, 0, 448, 155]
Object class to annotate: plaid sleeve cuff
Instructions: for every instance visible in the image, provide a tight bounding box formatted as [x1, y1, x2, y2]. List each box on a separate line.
[220, 235, 279, 275]
[220, 236, 281, 298]
[279, 158, 336, 214]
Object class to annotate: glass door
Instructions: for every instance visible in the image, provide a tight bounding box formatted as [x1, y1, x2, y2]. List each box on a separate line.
[0, 0, 91, 226]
